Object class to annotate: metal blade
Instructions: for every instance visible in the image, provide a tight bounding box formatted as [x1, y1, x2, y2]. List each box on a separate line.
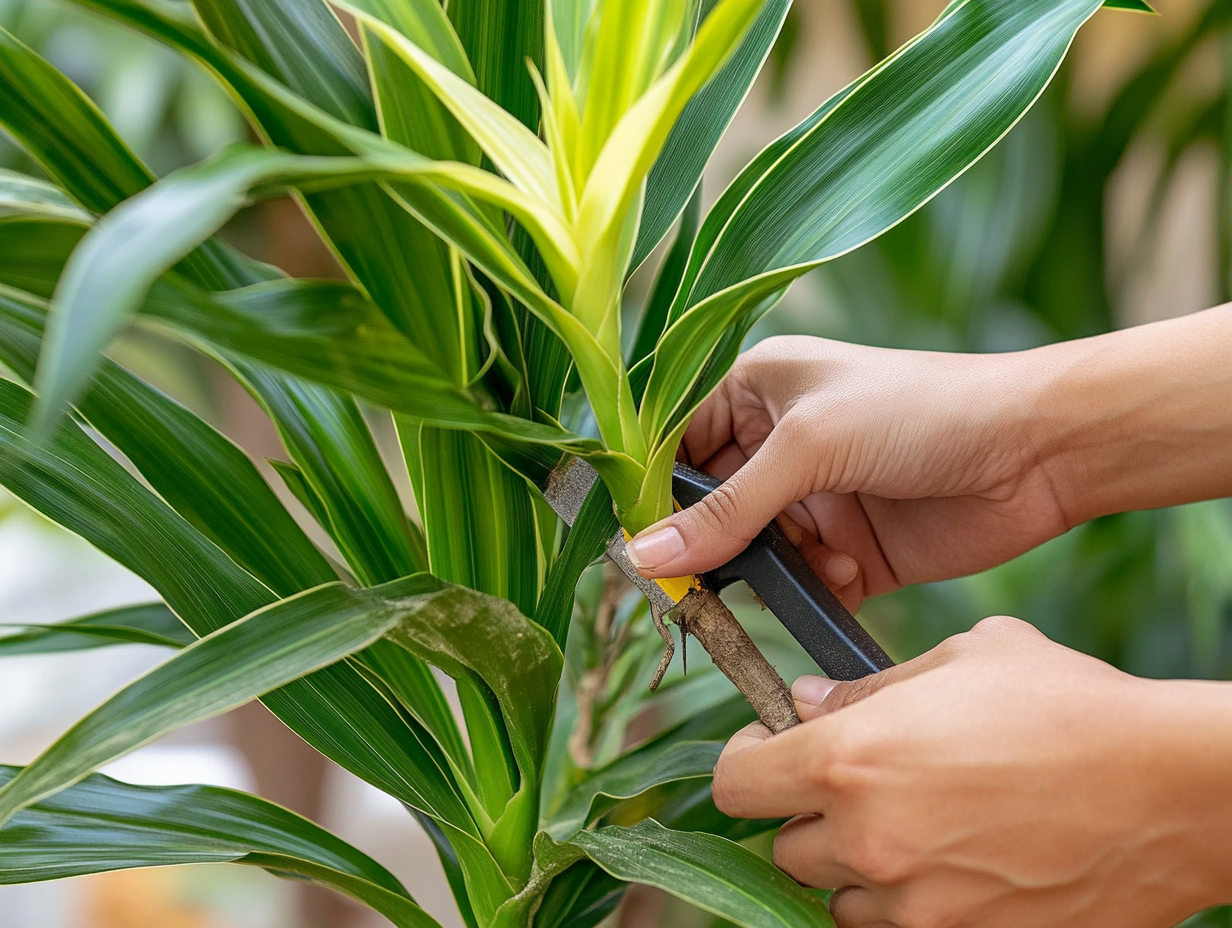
[544, 458, 676, 615]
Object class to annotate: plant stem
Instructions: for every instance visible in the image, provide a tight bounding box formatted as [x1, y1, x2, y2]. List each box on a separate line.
[674, 588, 799, 733]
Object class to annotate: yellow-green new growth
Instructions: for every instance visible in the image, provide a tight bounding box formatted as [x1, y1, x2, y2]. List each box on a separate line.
[347, 0, 771, 531]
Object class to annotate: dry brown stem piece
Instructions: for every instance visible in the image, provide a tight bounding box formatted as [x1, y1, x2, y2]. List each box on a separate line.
[670, 588, 799, 733]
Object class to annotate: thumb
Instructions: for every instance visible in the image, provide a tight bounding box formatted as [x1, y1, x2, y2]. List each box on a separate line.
[626, 427, 811, 578]
[791, 641, 958, 721]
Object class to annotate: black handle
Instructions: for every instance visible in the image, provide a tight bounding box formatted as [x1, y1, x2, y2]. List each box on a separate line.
[672, 463, 895, 681]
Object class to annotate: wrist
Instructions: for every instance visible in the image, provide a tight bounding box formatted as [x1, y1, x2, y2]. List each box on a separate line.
[1126, 677, 1232, 913]
[1024, 306, 1232, 526]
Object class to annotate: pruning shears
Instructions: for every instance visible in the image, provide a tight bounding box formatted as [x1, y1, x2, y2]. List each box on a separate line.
[544, 458, 894, 681]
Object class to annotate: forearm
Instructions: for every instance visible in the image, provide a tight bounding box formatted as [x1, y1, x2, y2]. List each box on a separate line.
[1141, 677, 1232, 912]
[1029, 305, 1232, 525]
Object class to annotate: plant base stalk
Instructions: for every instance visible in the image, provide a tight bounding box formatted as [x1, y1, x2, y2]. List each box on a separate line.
[672, 588, 799, 733]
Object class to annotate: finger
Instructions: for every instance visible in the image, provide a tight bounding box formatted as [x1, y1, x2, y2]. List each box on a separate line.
[791, 641, 962, 722]
[796, 534, 861, 592]
[796, 491, 902, 598]
[679, 380, 737, 467]
[771, 814, 853, 890]
[723, 720, 774, 753]
[712, 719, 833, 819]
[627, 425, 813, 577]
[828, 886, 893, 928]
[700, 441, 749, 482]
[790, 530, 865, 613]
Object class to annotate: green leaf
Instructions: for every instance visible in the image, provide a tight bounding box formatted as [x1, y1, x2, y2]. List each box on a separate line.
[0, 573, 461, 828]
[0, 169, 91, 223]
[27, 142, 592, 469]
[447, 0, 545, 133]
[548, 741, 723, 839]
[0, 378, 276, 632]
[600, 696, 769, 841]
[29, 146, 345, 432]
[546, 0, 769, 471]
[192, 0, 375, 129]
[0, 219, 85, 299]
[532, 861, 624, 928]
[1102, 0, 1154, 11]
[568, 820, 833, 928]
[403, 422, 554, 850]
[144, 277, 444, 402]
[576, 0, 701, 177]
[344, 31, 579, 296]
[0, 56, 500, 900]
[142, 277, 575, 450]
[547, 0, 596, 82]
[386, 584, 565, 880]
[640, 0, 1107, 454]
[533, 476, 618, 649]
[184, 0, 468, 364]
[0, 30, 152, 215]
[412, 811, 480, 928]
[0, 379, 481, 838]
[343, 8, 556, 206]
[0, 287, 336, 597]
[443, 0, 573, 446]
[235, 364, 426, 586]
[150, 277, 604, 485]
[0, 23, 256, 291]
[631, 0, 790, 270]
[410, 427, 543, 617]
[0, 580, 518, 926]
[0, 604, 193, 657]
[573, 0, 767, 315]
[350, 0, 475, 85]
[0, 767, 441, 928]
[53, 2, 632, 461]
[630, 186, 701, 371]
[70, 0, 498, 372]
[352, 0, 485, 394]
[352, 640, 472, 782]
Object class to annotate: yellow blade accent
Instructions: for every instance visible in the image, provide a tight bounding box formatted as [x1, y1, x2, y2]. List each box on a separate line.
[623, 529, 699, 603]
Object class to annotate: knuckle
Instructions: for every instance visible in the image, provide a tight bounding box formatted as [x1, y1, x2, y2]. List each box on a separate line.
[827, 675, 878, 711]
[841, 832, 911, 886]
[973, 614, 1036, 638]
[690, 482, 750, 539]
[929, 633, 965, 660]
[806, 724, 868, 794]
[742, 337, 779, 363]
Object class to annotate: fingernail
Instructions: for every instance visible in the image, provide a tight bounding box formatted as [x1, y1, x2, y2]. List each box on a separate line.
[792, 675, 838, 707]
[626, 526, 685, 570]
[824, 554, 858, 587]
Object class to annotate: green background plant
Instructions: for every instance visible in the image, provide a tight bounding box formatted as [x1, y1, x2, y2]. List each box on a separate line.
[1, 0, 1230, 927]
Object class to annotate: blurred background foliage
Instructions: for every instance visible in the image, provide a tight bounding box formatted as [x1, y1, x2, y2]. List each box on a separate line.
[3, 0, 1232, 925]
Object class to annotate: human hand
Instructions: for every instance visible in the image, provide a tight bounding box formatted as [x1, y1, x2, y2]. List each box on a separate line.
[712, 617, 1232, 928]
[709, 616, 1232, 926]
[628, 308, 1232, 608]
[628, 335, 1065, 609]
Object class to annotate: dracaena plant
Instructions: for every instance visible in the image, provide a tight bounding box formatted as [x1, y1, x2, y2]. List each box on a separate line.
[0, 0, 1145, 925]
